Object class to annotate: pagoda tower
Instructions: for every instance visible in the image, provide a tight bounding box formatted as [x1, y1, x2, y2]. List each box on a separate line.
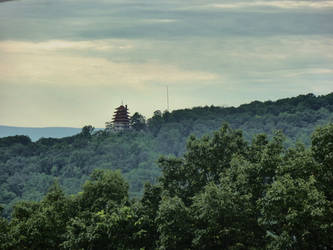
[112, 104, 130, 131]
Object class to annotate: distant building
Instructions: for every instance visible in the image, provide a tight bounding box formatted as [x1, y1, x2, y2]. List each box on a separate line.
[112, 105, 130, 131]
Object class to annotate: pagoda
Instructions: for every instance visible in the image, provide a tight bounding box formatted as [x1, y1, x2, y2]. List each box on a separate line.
[112, 104, 130, 131]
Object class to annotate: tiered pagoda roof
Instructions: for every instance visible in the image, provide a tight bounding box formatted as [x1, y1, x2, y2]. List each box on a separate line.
[112, 105, 130, 129]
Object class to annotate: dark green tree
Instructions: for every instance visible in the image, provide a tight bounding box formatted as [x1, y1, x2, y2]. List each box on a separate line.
[311, 123, 333, 200]
[81, 125, 94, 137]
[63, 169, 136, 250]
[79, 169, 129, 212]
[7, 181, 74, 249]
[156, 195, 193, 250]
[63, 205, 137, 250]
[159, 124, 248, 204]
[130, 112, 146, 131]
[0, 205, 10, 249]
[258, 175, 328, 249]
[133, 183, 162, 249]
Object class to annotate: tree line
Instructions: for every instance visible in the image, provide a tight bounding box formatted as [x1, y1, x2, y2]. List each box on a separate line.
[0, 123, 332, 249]
[0, 92, 332, 218]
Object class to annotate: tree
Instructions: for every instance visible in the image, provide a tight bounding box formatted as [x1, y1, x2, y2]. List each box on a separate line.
[311, 124, 333, 200]
[81, 125, 94, 137]
[147, 110, 163, 135]
[191, 155, 267, 250]
[79, 169, 129, 212]
[159, 124, 248, 204]
[62, 170, 136, 250]
[7, 181, 74, 249]
[258, 175, 328, 249]
[191, 182, 256, 249]
[0, 205, 10, 249]
[156, 195, 193, 250]
[130, 112, 146, 131]
[133, 183, 162, 249]
[105, 121, 113, 131]
[63, 206, 137, 250]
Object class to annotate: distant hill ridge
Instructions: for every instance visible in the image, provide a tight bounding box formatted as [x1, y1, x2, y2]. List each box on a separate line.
[1, 92, 333, 141]
[0, 126, 82, 141]
[0, 92, 332, 218]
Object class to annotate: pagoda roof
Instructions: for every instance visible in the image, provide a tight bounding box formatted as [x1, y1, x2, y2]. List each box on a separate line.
[112, 104, 130, 124]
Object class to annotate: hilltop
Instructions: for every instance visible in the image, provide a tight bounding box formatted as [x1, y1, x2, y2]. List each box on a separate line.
[0, 126, 82, 141]
[0, 92, 332, 217]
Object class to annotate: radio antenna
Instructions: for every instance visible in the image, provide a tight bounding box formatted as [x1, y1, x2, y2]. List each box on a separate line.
[166, 85, 169, 111]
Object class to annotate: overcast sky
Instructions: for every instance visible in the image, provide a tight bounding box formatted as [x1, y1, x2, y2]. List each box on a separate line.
[0, 0, 332, 127]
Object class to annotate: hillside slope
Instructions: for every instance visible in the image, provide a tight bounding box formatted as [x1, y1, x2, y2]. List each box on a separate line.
[0, 92, 332, 217]
[0, 126, 82, 141]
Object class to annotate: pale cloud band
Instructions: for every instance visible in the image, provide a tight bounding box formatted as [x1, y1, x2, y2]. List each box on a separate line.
[0, 40, 133, 53]
[211, 1, 333, 9]
[0, 40, 217, 88]
[0, 0, 332, 127]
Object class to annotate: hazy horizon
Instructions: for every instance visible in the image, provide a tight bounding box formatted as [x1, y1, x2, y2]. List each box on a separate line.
[1, 0, 332, 127]
[0, 92, 332, 129]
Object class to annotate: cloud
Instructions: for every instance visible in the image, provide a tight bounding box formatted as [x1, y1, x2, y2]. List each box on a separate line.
[284, 68, 333, 77]
[0, 40, 133, 53]
[141, 19, 178, 23]
[0, 40, 217, 88]
[211, 1, 333, 9]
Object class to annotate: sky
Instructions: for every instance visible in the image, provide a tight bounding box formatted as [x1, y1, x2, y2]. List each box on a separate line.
[0, 0, 332, 127]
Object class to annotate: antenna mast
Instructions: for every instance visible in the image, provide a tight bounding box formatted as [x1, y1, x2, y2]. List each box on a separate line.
[166, 85, 169, 111]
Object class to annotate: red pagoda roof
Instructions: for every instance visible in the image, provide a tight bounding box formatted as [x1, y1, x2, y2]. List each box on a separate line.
[112, 105, 130, 124]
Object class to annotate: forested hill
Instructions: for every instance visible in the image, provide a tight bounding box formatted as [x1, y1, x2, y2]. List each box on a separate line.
[149, 92, 333, 145]
[1, 122, 332, 249]
[0, 126, 82, 141]
[0, 92, 332, 217]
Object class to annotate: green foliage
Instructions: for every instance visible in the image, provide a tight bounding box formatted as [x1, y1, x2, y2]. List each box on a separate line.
[0, 135, 32, 147]
[156, 195, 193, 250]
[311, 124, 333, 200]
[153, 122, 332, 249]
[133, 183, 162, 249]
[1, 121, 333, 249]
[159, 124, 248, 204]
[7, 181, 75, 249]
[258, 175, 328, 249]
[80, 125, 94, 137]
[63, 205, 137, 250]
[191, 181, 256, 249]
[1, 93, 333, 249]
[0, 205, 10, 249]
[312, 123, 333, 168]
[61, 170, 138, 250]
[130, 112, 146, 131]
[80, 169, 129, 212]
[1, 93, 333, 217]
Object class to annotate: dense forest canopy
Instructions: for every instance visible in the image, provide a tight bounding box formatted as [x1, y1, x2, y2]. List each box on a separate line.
[0, 122, 332, 249]
[0, 93, 333, 219]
